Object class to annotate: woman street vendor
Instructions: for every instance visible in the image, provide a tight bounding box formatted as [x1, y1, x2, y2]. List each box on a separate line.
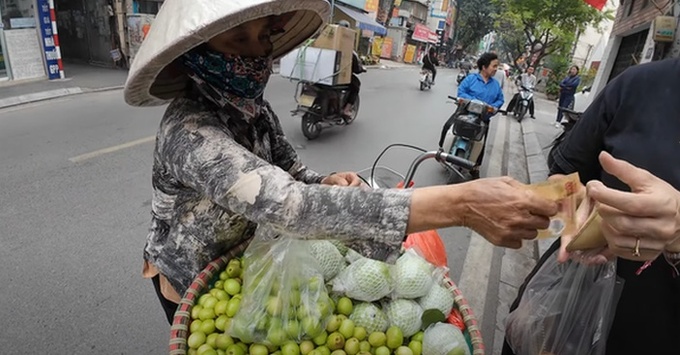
[123, 0, 558, 324]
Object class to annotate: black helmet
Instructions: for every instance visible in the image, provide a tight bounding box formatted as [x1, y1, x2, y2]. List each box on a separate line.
[338, 20, 350, 28]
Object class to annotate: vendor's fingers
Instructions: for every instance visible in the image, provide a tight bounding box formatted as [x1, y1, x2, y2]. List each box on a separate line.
[522, 191, 559, 217]
[518, 214, 552, 231]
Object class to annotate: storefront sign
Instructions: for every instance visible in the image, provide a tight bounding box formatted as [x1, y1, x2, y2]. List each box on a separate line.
[5, 29, 46, 80]
[10, 17, 36, 29]
[372, 37, 383, 56]
[653, 16, 676, 42]
[404, 44, 416, 63]
[365, 0, 379, 12]
[381, 37, 393, 59]
[37, 0, 61, 80]
[412, 24, 437, 44]
[127, 14, 156, 64]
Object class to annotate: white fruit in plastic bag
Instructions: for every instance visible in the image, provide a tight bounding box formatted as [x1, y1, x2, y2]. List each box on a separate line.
[418, 283, 454, 316]
[309, 240, 346, 280]
[422, 323, 470, 355]
[349, 302, 390, 333]
[393, 249, 435, 299]
[383, 299, 423, 337]
[331, 257, 393, 302]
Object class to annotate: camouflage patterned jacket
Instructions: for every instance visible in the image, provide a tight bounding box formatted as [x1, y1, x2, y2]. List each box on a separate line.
[144, 90, 413, 296]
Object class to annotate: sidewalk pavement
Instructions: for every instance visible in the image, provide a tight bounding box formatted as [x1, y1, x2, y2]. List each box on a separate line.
[0, 63, 127, 109]
[481, 88, 561, 354]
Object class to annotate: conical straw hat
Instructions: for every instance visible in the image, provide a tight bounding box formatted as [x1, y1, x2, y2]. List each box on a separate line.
[124, 0, 330, 107]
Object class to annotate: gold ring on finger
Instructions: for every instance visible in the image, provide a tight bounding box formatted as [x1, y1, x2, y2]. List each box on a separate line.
[633, 238, 641, 257]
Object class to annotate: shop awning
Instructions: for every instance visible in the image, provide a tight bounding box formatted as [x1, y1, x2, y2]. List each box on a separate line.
[412, 23, 437, 44]
[336, 5, 387, 36]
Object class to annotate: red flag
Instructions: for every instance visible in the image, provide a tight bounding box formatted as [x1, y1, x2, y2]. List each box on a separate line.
[584, 0, 606, 10]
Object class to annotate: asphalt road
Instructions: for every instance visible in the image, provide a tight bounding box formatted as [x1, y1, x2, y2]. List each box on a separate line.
[0, 67, 475, 354]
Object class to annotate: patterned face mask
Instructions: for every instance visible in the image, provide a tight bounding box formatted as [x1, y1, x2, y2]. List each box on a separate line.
[181, 47, 273, 117]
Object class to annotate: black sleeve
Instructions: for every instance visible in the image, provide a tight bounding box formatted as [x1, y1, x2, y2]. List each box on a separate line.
[548, 76, 622, 184]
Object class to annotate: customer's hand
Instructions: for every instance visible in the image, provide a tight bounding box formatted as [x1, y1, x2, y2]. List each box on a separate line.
[461, 177, 559, 249]
[586, 152, 680, 262]
[545, 174, 609, 264]
[321, 172, 363, 187]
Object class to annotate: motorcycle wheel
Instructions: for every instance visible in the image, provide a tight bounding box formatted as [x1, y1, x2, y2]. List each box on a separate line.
[517, 106, 528, 122]
[344, 96, 360, 124]
[301, 113, 322, 140]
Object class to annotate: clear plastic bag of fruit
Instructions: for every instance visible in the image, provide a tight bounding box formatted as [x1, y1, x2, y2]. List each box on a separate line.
[228, 225, 334, 345]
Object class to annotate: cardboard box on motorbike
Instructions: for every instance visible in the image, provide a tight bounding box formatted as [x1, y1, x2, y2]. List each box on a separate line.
[279, 24, 355, 86]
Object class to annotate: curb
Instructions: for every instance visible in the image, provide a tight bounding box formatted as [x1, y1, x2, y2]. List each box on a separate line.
[521, 119, 558, 257]
[0, 85, 124, 110]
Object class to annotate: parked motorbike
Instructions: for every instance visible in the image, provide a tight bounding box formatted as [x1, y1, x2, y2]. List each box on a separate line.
[356, 144, 475, 189]
[456, 69, 468, 85]
[439, 96, 502, 182]
[291, 80, 360, 140]
[420, 69, 434, 91]
[557, 106, 582, 132]
[513, 84, 535, 122]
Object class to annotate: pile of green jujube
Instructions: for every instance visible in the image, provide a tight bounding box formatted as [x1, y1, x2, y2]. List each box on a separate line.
[184, 241, 470, 355]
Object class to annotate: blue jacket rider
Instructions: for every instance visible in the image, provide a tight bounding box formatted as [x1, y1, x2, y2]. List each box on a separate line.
[454, 52, 505, 178]
[457, 53, 505, 112]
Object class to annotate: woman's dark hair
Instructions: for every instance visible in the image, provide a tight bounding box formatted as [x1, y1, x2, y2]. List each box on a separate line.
[429, 47, 436, 55]
[571, 65, 580, 74]
[477, 52, 498, 70]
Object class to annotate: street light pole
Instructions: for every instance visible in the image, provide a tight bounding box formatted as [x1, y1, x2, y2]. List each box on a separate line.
[330, 0, 335, 22]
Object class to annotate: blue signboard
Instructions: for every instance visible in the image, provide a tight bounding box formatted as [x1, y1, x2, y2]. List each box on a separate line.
[36, 0, 61, 80]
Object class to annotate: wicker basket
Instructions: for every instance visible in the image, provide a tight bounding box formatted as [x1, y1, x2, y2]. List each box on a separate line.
[169, 254, 486, 355]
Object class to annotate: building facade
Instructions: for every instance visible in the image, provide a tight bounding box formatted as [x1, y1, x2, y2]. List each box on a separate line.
[0, 0, 128, 84]
[590, 0, 679, 95]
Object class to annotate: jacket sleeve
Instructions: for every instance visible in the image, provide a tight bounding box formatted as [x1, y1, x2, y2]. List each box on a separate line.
[457, 75, 473, 99]
[491, 85, 505, 109]
[265, 103, 325, 184]
[160, 110, 413, 258]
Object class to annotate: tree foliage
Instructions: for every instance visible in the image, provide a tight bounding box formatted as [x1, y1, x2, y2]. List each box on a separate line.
[494, 0, 613, 70]
[456, 0, 497, 52]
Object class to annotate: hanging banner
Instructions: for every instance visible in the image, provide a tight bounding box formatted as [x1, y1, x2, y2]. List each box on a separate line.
[37, 0, 61, 80]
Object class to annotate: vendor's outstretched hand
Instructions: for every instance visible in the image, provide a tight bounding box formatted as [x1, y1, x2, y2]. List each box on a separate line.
[462, 177, 559, 249]
[321, 172, 363, 187]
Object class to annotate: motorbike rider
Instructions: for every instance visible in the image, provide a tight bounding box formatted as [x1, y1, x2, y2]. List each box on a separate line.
[505, 66, 537, 118]
[338, 20, 366, 120]
[422, 47, 439, 84]
[456, 52, 505, 179]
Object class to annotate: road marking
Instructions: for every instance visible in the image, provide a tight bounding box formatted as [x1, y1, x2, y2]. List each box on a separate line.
[69, 135, 155, 163]
[457, 116, 507, 321]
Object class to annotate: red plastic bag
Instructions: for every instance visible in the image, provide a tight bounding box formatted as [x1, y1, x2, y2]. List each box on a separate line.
[403, 230, 448, 269]
[448, 308, 466, 331]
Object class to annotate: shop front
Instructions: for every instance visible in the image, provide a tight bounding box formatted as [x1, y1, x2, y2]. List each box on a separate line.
[334, 3, 387, 56]
[0, 0, 61, 82]
[406, 23, 437, 63]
